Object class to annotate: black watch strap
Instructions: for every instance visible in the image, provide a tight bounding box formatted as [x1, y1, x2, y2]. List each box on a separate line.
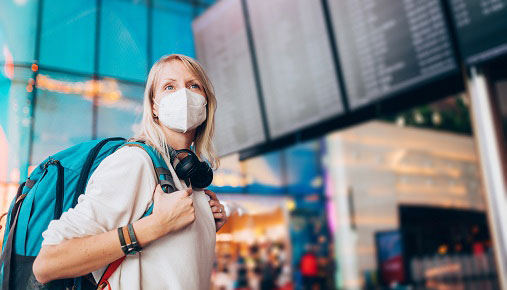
[127, 223, 142, 254]
[117, 227, 129, 255]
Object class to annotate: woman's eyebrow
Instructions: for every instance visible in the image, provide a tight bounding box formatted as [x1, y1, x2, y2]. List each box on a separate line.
[159, 79, 175, 90]
[160, 78, 199, 84]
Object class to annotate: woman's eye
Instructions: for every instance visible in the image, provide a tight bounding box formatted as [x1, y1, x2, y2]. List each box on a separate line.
[190, 83, 200, 89]
[164, 85, 174, 91]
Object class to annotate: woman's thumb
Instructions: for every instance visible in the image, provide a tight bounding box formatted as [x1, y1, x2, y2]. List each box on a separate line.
[154, 184, 163, 200]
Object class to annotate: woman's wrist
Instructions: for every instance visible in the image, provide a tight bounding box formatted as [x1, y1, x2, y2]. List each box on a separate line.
[117, 224, 142, 256]
[132, 215, 169, 248]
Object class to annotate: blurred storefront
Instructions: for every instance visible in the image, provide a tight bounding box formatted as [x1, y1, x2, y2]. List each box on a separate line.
[212, 195, 292, 290]
[209, 141, 335, 289]
[324, 112, 500, 289]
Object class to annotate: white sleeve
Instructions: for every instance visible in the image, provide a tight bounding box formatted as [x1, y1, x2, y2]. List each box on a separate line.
[41, 146, 157, 246]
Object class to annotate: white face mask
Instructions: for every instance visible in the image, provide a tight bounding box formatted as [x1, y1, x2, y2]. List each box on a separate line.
[154, 88, 207, 133]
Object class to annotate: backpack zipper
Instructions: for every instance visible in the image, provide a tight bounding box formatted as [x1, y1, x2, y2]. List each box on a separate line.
[43, 158, 65, 220]
[43, 158, 59, 170]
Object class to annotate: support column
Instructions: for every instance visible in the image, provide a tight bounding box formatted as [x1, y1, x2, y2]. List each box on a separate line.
[468, 66, 507, 289]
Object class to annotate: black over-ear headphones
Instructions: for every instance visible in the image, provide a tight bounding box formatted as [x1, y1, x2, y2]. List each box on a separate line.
[170, 149, 213, 188]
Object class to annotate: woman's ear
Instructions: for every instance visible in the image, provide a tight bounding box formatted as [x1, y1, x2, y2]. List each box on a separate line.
[152, 98, 158, 118]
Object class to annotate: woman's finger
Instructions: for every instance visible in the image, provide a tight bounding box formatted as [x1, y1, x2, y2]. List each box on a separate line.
[211, 206, 221, 213]
[213, 212, 225, 219]
[208, 200, 220, 207]
[204, 189, 218, 201]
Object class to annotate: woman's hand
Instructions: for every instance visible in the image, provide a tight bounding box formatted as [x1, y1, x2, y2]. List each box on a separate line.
[204, 189, 228, 232]
[152, 184, 195, 236]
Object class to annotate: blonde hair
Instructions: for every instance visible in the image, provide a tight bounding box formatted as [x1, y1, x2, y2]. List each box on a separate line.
[130, 54, 220, 169]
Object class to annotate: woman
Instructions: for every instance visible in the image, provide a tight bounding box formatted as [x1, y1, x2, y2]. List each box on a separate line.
[32, 54, 228, 289]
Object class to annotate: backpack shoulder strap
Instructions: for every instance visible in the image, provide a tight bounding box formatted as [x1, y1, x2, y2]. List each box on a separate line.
[117, 142, 176, 215]
[0, 182, 27, 290]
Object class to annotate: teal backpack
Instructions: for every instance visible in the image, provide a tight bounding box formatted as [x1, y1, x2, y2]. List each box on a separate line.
[0, 137, 176, 290]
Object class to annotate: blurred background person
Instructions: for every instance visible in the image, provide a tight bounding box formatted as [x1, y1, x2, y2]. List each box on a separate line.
[300, 245, 319, 290]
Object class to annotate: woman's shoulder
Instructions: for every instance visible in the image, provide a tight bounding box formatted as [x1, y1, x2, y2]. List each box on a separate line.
[82, 145, 158, 199]
[91, 145, 155, 180]
[107, 145, 153, 165]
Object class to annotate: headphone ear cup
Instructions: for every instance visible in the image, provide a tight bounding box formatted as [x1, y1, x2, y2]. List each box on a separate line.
[189, 162, 213, 188]
[175, 155, 199, 180]
[171, 149, 214, 188]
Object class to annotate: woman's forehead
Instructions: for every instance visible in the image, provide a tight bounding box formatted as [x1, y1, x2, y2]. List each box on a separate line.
[158, 59, 197, 81]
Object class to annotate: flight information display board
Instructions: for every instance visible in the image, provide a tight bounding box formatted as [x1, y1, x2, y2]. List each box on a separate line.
[246, 0, 344, 138]
[193, 0, 266, 156]
[328, 0, 458, 109]
[448, 0, 507, 64]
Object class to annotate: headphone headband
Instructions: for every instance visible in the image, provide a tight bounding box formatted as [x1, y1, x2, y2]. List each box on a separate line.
[169, 148, 196, 165]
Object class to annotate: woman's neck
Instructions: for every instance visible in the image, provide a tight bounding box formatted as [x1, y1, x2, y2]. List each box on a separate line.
[163, 126, 195, 150]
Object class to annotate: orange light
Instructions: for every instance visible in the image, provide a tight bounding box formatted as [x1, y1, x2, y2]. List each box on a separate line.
[35, 74, 123, 102]
[438, 244, 448, 255]
[3, 45, 14, 80]
[26, 85, 33, 93]
[31, 63, 38, 72]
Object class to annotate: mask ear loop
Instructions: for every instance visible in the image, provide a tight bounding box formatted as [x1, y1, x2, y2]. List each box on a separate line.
[152, 98, 159, 119]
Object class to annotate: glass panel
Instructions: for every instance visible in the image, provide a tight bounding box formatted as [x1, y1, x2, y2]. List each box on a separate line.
[285, 140, 323, 195]
[152, 0, 195, 64]
[99, 0, 147, 81]
[39, 0, 96, 74]
[209, 153, 245, 193]
[0, 0, 38, 64]
[244, 151, 285, 194]
[196, 6, 207, 16]
[96, 79, 144, 139]
[32, 70, 93, 166]
[199, 0, 216, 5]
[0, 67, 33, 183]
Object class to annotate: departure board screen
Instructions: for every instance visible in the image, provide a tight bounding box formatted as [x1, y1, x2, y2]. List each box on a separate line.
[448, 0, 507, 64]
[246, 0, 344, 138]
[328, 0, 458, 109]
[193, 0, 266, 156]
